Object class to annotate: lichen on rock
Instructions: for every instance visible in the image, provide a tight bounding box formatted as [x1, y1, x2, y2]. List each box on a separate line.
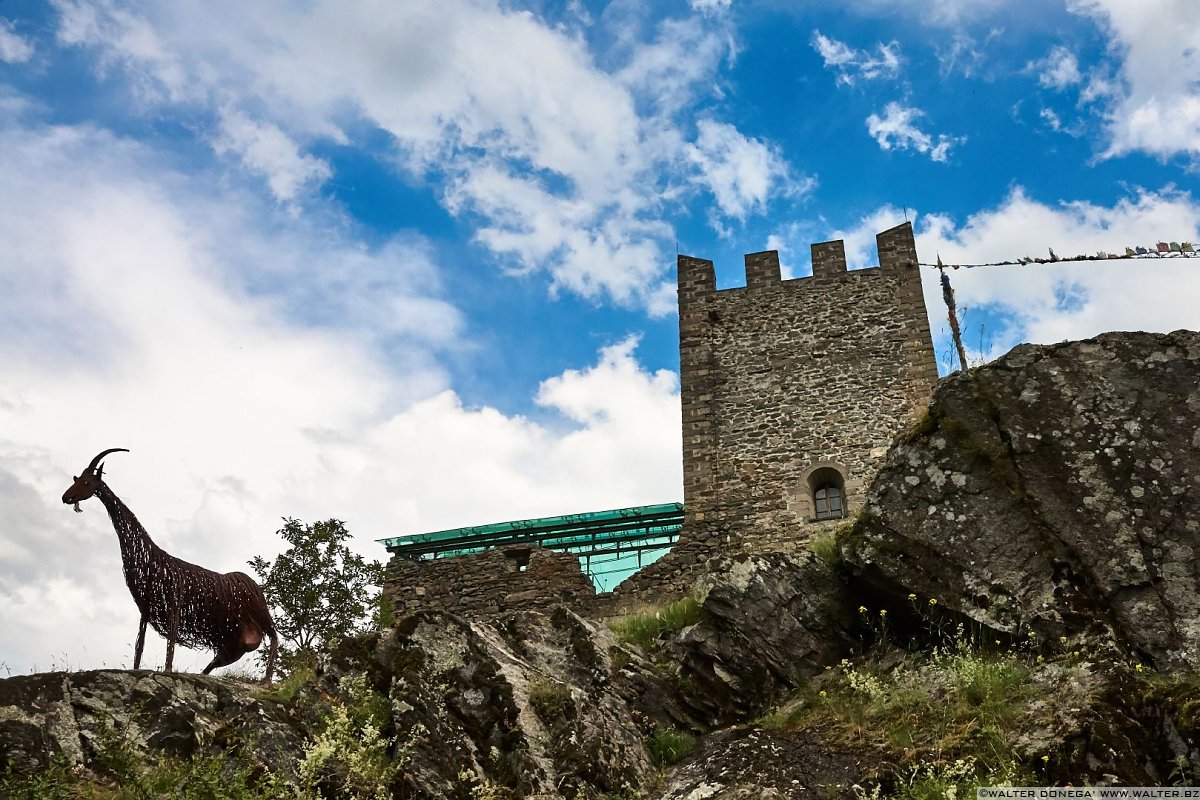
[844, 330, 1200, 670]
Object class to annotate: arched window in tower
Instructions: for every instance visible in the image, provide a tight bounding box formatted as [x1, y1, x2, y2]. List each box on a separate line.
[807, 466, 848, 521]
[813, 483, 845, 520]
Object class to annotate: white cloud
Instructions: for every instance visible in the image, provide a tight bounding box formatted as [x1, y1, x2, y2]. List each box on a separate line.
[811, 30, 901, 85]
[690, 0, 732, 14]
[1079, 71, 1116, 104]
[213, 110, 333, 203]
[1029, 45, 1083, 89]
[47, 0, 767, 312]
[0, 19, 34, 63]
[934, 29, 1002, 78]
[911, 187, 1200, 354]
[823, 190, 1200, 369]
[1039, 106, 1085, 137]
[1069, 0, 1200, 158]
[866, 102, 963, 162]
[617, 16, 731, 117]
[830, 0, 1007, 27]
[0, 109, 683, 674]
[685, 119, 805, 223]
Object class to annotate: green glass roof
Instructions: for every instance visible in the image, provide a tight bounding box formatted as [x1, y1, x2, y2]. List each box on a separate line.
[378, 502, 683, 561]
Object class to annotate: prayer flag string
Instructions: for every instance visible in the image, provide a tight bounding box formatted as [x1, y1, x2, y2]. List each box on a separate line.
[920, 241, 1197, 270]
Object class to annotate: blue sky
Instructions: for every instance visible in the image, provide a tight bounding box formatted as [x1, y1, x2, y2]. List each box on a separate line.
[1, 0, 1199, 673]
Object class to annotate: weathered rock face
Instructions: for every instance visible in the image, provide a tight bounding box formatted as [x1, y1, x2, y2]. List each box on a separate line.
[653, 726, 864, 800]
[0, 670, 305, 778]
[669, 552, 857, 726]
[0, 608, 688, 799]
[325, 606, 690, 800]
[845, 330, 1200, 669]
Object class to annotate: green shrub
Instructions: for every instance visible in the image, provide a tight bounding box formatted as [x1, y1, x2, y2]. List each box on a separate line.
[297, 672, 405, 800]
[646, 727, 697, 767]
[888, 755, 1029, 800]
[0, 755, 76, 800]
[0, 722, 289, 800]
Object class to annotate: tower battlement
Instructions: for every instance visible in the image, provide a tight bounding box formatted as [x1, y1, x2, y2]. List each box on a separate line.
[679, 222, 922, 294]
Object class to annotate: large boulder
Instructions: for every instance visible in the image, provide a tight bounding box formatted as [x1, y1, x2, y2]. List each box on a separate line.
[844, 330, 1200, 669]
[0, 670, 304, 778]
[669, 552, 858, 726]
[329, 606, 685, 799]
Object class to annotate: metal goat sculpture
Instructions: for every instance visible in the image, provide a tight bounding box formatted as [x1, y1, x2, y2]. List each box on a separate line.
[62, 449, 278, 683]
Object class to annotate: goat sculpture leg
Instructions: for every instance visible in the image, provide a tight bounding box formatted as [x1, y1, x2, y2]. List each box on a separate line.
[263, 629, 278, 685]
[133, 617, 147, 669]
[201, 644, 243, 675]
[164, 599, 179, 672]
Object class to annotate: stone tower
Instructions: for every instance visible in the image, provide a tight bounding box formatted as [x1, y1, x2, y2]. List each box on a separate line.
[676, 221, 938, 552]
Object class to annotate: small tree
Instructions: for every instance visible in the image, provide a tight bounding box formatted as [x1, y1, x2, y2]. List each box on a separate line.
[249, 518, 385, 674]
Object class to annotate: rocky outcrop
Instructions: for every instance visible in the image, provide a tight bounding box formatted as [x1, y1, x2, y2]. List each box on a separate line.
[0, 608, 690, 798]
[653, 726, 864, 799]
[0, 669, 305, 778]
[669, 552, 857, 726]
[355, 607, 677, 799]
[844, 330, 1200, 669]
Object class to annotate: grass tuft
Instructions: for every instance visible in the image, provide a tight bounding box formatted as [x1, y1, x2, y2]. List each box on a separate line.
[605, 596, 702, 652]
[527, 677, 574, 722]
[758, 626, 1040, 794]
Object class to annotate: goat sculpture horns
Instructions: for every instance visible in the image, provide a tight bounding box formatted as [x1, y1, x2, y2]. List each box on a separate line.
[62, 449, 279, 683]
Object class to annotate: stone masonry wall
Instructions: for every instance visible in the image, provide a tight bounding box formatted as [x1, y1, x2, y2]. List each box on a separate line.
[385, 544, 595, 618]
[672, 222, 938, 558]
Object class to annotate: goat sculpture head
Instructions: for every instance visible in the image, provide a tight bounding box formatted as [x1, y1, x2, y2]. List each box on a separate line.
[62, 448, 129, 512]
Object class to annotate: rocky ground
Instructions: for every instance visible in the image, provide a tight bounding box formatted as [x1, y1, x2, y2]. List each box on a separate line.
[4, 330, 1200, 798]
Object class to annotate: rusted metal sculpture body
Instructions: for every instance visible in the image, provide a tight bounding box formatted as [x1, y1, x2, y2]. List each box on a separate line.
[62, 449, 278, 683]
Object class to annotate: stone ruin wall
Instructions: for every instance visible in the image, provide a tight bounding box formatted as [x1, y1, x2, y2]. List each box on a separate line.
[386, 545, 598, 618]
[383, 222, 939, 616]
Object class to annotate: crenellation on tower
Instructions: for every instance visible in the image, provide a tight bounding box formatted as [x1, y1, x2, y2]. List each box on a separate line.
[676, 255, 716, 303]
[744, 250, 782, 288]
[810, 239, 849, 279]
[877, 222, 919, 273]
